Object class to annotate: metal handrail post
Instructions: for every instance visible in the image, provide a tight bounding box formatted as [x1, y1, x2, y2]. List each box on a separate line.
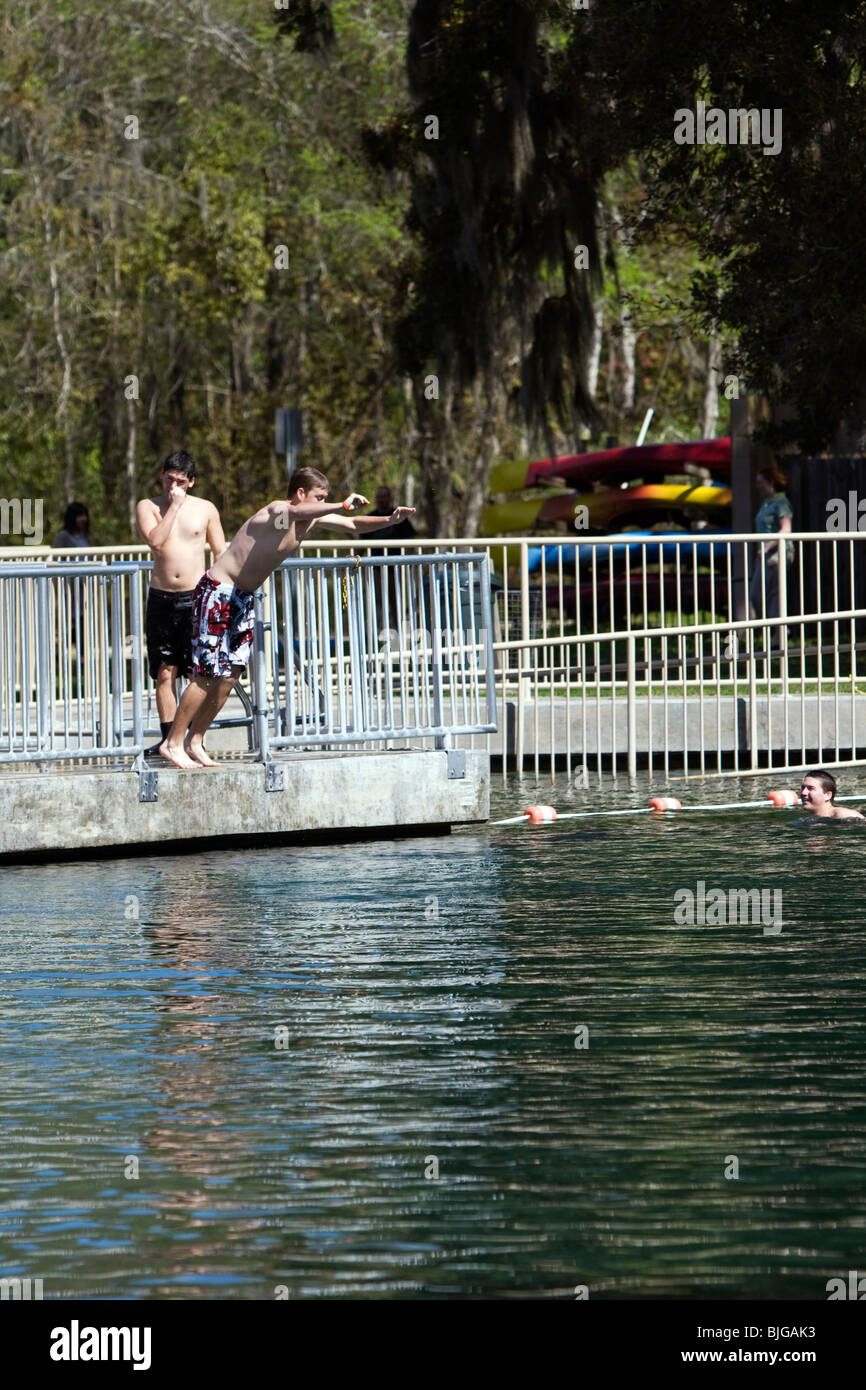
[252, 589, 271, 762]
[97, 576, 110, 752]
[35, 575, 51, 747]
[748, 623, 759, 770]
[129, 572, 144, 752]
[110, 576, 124, 750]
[626, 634, 637, 779]
[430, 561, 447, 748]
[479, 557, 497, 728]
[346, 564, 365, 734]
[516, 645, 525, 777]
[519, 540, 532, 705]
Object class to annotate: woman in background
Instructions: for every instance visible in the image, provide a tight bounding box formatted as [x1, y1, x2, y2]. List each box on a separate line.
[52, 501, 92, 643]
[749, 467, 793, 623]
[53, 501, 91, 550]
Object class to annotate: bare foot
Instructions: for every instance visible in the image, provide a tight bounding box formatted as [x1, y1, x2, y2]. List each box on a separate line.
[159, 739, 198, 770]
[185, 739, 220, 768]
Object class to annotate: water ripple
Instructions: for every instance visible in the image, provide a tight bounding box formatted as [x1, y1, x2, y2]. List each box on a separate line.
[1, 776, 865, 1298]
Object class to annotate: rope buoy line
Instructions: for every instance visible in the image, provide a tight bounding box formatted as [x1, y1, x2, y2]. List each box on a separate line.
[493, 791, 866, 826]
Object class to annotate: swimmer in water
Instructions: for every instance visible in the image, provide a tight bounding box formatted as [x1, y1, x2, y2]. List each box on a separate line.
[800, 770, 865, 819]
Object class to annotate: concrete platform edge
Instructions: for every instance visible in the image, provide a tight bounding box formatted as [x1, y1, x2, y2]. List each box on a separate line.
[0, 749, 489, 862]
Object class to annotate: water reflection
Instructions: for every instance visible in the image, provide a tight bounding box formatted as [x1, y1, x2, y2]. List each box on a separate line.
[1, 780, 866, 1299]
[131, 840, 510, 1294]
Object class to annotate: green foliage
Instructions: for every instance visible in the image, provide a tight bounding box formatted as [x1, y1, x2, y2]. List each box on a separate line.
[580, 0, 866, 449]
[3, 0, 862, 551]
[0, 0, 415, 540]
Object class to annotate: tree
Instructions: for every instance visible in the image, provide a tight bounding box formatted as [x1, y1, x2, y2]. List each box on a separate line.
[580, 0, 866, 451]
[0, 0, 416, 540]
[366, 0, 604, 532]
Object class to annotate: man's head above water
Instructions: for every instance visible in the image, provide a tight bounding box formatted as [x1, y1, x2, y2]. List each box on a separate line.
[800, 770, 864, 819]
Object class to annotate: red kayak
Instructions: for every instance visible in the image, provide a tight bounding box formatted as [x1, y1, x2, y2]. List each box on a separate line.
[489, 438, 731, 494]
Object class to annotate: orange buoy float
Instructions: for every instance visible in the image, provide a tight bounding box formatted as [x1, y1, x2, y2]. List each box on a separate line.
[767, 789, 799, 807]
[524, 805, 558, 824]
[649, 796, 682, 813]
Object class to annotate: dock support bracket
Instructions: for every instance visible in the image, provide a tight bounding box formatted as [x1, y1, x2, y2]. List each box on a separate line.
[265, 760, 285, 792]
[446, 749, 466, 779]
[138, 766, 158, 803]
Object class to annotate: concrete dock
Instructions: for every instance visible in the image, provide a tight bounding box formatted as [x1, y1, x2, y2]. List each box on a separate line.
[0, 748, 489, 862]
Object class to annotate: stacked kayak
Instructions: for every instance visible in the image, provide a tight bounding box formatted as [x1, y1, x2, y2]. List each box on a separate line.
[483, 438, 732, 536]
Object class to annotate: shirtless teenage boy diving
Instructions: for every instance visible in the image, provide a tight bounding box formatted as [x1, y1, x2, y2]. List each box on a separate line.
[158, 466, 416, 769]
[136, 451, 226, 760]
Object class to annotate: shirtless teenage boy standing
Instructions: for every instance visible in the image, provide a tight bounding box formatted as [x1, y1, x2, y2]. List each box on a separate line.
[159, 466, 415, 769]
[136, 452, 226, 756]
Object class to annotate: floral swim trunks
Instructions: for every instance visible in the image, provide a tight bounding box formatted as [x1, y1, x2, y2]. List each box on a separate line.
[191, 572, 256, 677]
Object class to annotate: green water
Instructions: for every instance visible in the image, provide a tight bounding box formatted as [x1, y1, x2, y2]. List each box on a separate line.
[2, 774, 865, 1299]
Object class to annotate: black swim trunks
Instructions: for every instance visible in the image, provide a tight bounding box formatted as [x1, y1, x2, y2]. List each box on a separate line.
[145, 586, 196, 680]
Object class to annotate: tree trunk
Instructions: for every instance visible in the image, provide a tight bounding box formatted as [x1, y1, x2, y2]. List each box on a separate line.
[701, 329, 721, 437]
[607, 202, 635, 430]
[620, 310, 636, 417]
[126, 393, 137, 533]
[32, 167, 75, 497]
[587, 201, 606, 407]
[587, 297, 604, 402]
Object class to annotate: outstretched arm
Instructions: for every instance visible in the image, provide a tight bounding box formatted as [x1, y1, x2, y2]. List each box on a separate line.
[312, 507, 416, 536]
[284, 492, 370, 522]
[268, 493, 368, 532]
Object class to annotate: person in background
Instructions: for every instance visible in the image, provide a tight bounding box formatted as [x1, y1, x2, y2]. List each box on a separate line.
[749, 466, 793, 623]
[363, 487, 417, 541]
[53, 501, 91, 550]
[364, 486, 416, 628]
[52, 501, 91, 643]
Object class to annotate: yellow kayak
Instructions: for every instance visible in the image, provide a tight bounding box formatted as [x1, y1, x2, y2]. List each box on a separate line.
[480, 483, 732, 536]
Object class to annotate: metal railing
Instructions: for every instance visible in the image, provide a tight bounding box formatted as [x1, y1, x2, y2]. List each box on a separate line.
[296, 531, 866, 779]
[0, 552, 497, 767]
[253, 553, 496, 757]
[11, 528, 860, 639]
[2, 532, 864, 778]
[0, 561, 144, 763]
